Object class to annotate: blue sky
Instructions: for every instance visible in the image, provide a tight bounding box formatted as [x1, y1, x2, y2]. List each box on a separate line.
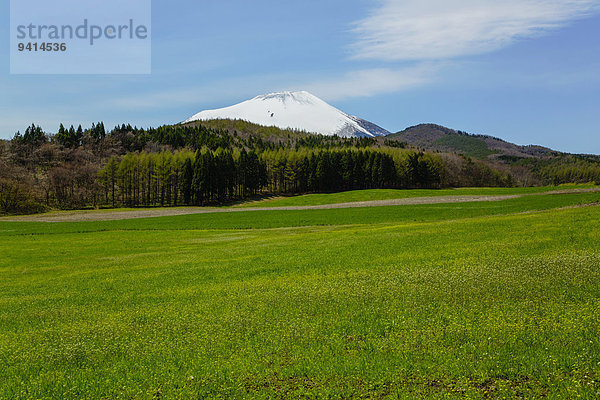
[1, 0, 600, 154]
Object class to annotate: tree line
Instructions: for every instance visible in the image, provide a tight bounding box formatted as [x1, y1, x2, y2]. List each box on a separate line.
[96, 147, 514, 208]
[98, 149, 267, 207]
[3, 121, 598, 215]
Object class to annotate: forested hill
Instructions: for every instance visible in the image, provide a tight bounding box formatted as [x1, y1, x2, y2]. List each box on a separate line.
[1, 119, 599, 215]
[388, 124, 558, 160]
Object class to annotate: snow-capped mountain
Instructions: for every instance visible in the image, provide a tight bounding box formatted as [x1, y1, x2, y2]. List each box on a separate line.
[184, 91, 390, 138]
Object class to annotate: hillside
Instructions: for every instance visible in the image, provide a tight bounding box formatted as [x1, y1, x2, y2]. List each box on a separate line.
[2, 118, 600, 216]
[181, 118, 382, 149]
[388, 124, 557, 160]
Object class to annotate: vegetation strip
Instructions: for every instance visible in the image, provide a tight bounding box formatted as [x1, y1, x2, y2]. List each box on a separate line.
[5, 119, 600, 216]
[3, 187, 599, 222]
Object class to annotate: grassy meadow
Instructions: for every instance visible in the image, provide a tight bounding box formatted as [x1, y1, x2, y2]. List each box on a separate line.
[1, 188, 600, 399]
[237, 184, 595, 208]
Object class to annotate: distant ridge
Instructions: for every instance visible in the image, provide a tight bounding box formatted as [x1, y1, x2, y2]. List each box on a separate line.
[388, 123, 557, 160]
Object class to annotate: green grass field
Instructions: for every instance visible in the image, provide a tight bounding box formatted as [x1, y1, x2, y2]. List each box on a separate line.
[237, 184, 595, 208]
[1, 189, 600, 399]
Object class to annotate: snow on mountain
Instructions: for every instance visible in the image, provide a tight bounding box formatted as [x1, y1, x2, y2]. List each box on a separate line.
[184, 91, 390, 138]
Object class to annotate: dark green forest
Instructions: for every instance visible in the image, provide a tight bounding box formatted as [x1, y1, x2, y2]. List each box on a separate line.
[1, 121, 598, 214]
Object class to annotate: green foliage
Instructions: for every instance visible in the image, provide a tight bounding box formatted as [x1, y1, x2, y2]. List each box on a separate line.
[383, 138, 407, 148]
[99, 147, 487, 208]
[97, 149, 266, 207]
[541, 158, 600, 184]
[12, 123, 47, 146]
[108, 150, 196, 207]
[261, 148, 401, 194]
[434, 134, 497, 159]
[55, 124, 84, 148]
[512, 155, 600, 185]
[192, 118, 309, 139]
[110, 123, 235, 151]
[98, 157, 119, 207]
[90, 122, 106, 142]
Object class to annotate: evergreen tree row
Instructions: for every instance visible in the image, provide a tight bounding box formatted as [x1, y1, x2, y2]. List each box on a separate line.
[98, 148, 494, 208]
[98, 149, 268, 207]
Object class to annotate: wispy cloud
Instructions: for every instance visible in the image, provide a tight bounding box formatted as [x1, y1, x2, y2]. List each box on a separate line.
[352, 0, 600, 61]
[299, 0, 600, 101]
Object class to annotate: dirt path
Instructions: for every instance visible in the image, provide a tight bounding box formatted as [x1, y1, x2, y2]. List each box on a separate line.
[3, 189, 599, 223]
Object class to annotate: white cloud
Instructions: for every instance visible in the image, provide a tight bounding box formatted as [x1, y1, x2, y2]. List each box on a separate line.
[103, 1, 600, 110]
[352, 0, 600, 61]
[299, 64, 439, 101]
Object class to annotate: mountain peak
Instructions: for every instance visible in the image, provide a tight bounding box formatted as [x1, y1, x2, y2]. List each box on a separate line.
[253, 90, 314, 100]
[251, 91, 323, 106]
[184, 91, 390, 138]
